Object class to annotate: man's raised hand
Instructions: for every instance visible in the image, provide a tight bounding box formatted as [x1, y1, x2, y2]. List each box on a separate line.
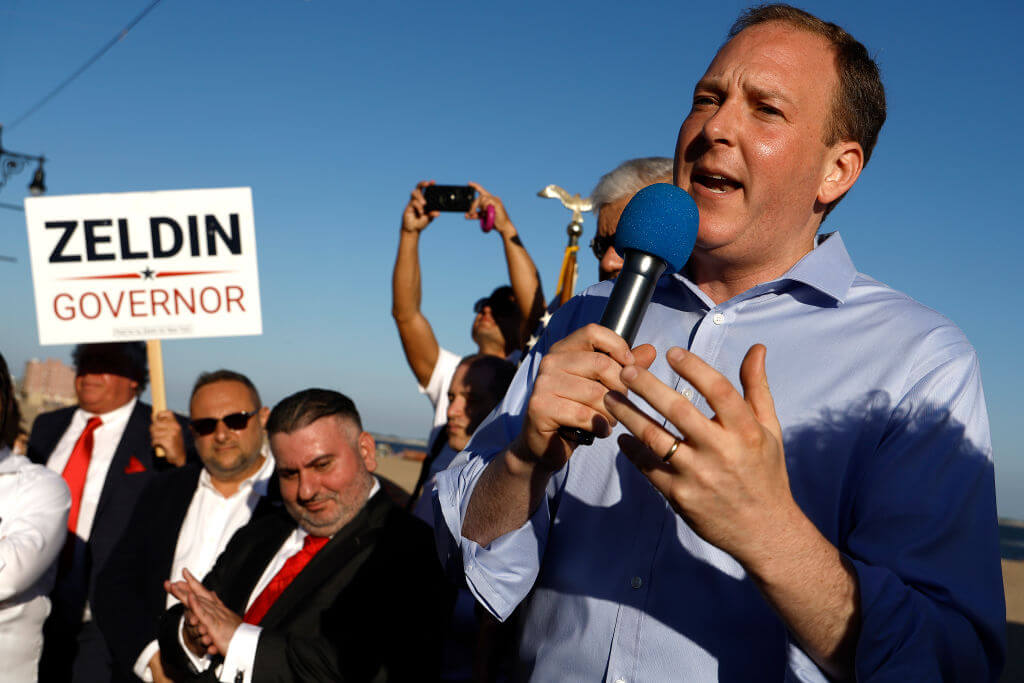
[510, 324, 656, 474]
[150, 410, 186, 466]
[401, 180, 439, 234]
[603, 344, 800, 567]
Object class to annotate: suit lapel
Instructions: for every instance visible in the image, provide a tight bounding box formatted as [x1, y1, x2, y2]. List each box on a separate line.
[94, 402, 151, 522]
[29, 407, 75, 466]
[222, 511, 296, 613]
[258, 493, 391, 628]
[152, 465, 203, 581]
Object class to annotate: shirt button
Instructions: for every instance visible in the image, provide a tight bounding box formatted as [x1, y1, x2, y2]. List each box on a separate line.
[712, 312, 725, 325]
[683, 388, 695, 401]
[630, 576, 643, 589]
[615, 679, 627, 683]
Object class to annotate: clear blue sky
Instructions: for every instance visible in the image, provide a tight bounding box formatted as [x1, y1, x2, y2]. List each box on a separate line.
[1, 0, 1021, 516]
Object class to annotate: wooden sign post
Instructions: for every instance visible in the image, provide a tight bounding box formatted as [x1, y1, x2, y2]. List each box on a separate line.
[146, 339, 167, 457]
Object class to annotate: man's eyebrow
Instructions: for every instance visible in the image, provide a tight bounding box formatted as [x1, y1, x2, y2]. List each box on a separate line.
[748, 84, 794, 105]
[305, 454, 333, 467]
[693, 77, 723, 94]
[693, 78, 794, 105]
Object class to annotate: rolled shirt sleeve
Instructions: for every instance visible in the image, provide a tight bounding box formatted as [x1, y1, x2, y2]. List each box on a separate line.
[433, 324, 569, 622]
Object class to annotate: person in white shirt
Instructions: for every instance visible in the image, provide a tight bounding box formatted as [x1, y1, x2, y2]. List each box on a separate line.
[0, 351, 71, 682]
[393, 181, 538, 432]
[93, 369, 275, 683]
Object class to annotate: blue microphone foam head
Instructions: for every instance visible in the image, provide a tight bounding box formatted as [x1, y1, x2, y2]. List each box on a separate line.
[614, 183, 698, 273]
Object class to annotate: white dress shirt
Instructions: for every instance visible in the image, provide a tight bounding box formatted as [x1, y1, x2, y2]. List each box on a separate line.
[133, 450, 275, 681]
[0, 446, 71, 682]
[45, 397, 137, 544]
[45, 397, 137, 623]
[180, 479, 381, 683]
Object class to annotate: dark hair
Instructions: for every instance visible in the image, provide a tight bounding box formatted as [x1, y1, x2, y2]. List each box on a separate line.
[72, 342, 148, 393]
[0, 352, 12, 443]
[458, 354, 516, 403]
[728, 4, 886, 217]
[266, 388, 362, 437]
[191, 369, 262, 409]
[485, 285, 522, 355]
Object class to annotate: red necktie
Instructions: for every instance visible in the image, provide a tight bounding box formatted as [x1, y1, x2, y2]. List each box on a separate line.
[243, 534, 329, 624]
[61, 416, 103, 534]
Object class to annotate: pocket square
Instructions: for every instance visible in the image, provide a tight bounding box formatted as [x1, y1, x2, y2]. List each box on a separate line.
[124, 456, 147, 474]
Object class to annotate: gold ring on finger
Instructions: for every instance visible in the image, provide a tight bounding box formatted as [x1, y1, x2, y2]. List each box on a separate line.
[662, 438, 680, 464]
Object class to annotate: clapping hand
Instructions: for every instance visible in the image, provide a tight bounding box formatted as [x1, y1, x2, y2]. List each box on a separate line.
[165, 568, 243, 658]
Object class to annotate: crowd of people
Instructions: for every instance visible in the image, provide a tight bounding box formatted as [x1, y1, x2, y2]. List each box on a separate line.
[0, 4, 1006, 682]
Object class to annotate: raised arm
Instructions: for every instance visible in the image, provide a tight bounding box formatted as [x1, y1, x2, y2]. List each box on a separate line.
[468, 182, 545, 346]
[392, 181, 442, 387]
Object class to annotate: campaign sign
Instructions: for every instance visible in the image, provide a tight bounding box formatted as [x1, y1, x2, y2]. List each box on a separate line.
[24, 187, 262, 345]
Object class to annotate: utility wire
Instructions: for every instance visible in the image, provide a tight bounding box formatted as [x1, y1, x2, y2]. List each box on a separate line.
[6, 0, 166, 130]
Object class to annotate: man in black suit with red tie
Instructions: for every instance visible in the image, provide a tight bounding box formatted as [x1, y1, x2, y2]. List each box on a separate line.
[27, 342, 193, 682]
[158, 388, 450, 682]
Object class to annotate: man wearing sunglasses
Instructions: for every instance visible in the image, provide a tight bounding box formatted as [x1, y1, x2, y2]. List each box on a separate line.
[27, 342, 194, 683]
[93, 370, 275, 683]
[588, 157, 674, 282]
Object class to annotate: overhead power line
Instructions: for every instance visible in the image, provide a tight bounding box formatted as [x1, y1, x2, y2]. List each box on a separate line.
[7, 0, 166, 130]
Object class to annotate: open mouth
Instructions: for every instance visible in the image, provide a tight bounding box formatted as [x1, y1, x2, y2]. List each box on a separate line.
[693, 173, 742, 194]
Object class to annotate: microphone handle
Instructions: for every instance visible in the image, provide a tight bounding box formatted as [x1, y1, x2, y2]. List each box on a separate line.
[557, 251, 667, 446]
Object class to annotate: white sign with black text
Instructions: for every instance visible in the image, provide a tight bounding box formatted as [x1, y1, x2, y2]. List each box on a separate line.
[24, 187, 262, 344]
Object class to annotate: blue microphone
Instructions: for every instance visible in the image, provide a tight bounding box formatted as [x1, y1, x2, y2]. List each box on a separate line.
[560, 183, 699, 445]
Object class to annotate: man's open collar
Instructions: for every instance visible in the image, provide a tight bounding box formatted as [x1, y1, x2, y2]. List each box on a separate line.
[782, 231, 857, 304]
[671, 231, 857, 307]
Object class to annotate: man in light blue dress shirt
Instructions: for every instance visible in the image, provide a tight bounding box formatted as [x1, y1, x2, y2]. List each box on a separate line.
[434, 5, 1005, 682]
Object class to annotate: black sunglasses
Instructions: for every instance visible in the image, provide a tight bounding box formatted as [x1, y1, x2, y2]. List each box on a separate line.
[473, 297, 517, 318]
[590, 233, 616, 260]
[190, 410, 257, 436]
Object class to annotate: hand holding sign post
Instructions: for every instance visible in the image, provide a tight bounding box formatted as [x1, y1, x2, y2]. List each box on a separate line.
[24, 187, 262, 455]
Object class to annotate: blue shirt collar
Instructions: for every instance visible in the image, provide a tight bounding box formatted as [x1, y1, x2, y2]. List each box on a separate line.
[673, 230, 856, 307]
[783, 231, 857, 304]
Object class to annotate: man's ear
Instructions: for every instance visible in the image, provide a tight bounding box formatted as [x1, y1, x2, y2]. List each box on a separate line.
[358, 431, 377, 473]
[818, 141, 864, 206]
[257, 405, 271, 429]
